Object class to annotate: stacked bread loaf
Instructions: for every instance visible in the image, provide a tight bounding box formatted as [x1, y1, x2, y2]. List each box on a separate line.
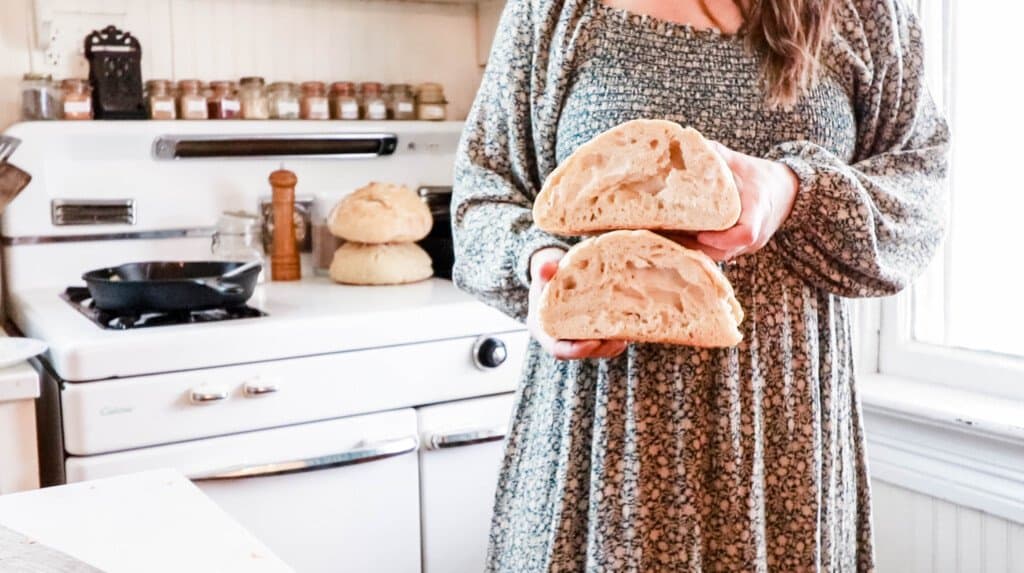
[532, 119, 745, 347]
[327, 182, 434, 285]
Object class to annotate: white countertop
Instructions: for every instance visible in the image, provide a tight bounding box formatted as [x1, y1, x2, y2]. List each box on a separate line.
[0, 331, 40, 403]
[0, 469, 292, 572]
[8, 277, 522, 382]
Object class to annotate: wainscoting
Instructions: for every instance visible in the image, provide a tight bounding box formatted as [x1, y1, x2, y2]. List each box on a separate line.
[873, 479, 1024, 573]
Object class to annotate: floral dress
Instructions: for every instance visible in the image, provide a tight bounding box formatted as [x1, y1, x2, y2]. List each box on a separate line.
[451, 0, 949, 570]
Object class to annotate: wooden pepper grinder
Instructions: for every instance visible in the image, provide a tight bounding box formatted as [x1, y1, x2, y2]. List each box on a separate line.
[269, 168, 301, 281]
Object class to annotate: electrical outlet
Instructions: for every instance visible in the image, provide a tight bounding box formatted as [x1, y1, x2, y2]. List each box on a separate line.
[43, 13, 127, 78]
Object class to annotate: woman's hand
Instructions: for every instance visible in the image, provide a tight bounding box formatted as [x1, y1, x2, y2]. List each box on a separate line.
[527, 247, 628, 360]
[669, 142, 801, 262]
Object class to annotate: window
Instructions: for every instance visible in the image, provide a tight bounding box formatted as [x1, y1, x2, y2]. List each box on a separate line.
[878, 0, 1024, 400]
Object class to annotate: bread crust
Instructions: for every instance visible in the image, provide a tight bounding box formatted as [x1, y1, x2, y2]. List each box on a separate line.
[538, 230, 743, 347]
[533, 120, 741, 235]
[329, 241, 433, 285]
[329, 182, 433, 243]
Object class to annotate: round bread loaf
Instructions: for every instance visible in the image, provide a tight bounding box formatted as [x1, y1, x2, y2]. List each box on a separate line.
[329, 242, 433, 285]
[328, 182, 432, 243]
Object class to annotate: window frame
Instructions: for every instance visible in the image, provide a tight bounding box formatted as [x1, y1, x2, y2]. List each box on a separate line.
[874, 0, 1024, 401]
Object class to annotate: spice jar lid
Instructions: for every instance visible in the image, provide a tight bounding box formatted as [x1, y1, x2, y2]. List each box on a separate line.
[359, 82, 383, 96]
[268, 81, 297, 92]
[60, 78, 90, 93]
[329, 81, 356, 96]
[23, 72, 54, 81]
[239, 76, 265, 86]
[300, 81, 326, 95]
[145, 79, 171, 87]
[388, 83, 413, 94]
[415, 82, 448, 104]
[210, 81, 236, 93]
[177, 79, 202, 91]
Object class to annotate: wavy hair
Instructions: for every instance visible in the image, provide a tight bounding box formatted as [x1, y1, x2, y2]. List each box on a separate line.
[742, 0, 837, 106]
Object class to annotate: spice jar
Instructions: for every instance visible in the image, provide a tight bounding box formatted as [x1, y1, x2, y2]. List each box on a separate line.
[145, 79, 176, 120]
[60, 79, 93, 120]
[387, 84, 416, 120]
[300, 82, 329, 120]
[20, 73, 60, 120]
[177, 80, 208, 119]
[268, 82, 300, 119]
[328, 82, 359, 120]
[211, 211, 265, 282]
[359, 82, 387, 120]
[207, 81, 241, 119]
[416, 83, 448, 121]
[239, 76, 269, 119]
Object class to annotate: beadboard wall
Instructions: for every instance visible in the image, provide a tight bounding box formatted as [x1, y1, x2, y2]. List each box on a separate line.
[0, 0, 484, 130]
[872, 479, 1024, 573]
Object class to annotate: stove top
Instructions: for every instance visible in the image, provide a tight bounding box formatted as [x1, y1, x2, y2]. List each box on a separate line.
[61, 286, 267, 330]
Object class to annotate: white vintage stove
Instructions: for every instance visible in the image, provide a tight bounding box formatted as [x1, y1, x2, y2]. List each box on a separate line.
[0, 120, 526, 573]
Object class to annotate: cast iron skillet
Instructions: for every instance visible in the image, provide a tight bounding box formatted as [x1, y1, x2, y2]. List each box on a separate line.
[82, 261, 262, 313]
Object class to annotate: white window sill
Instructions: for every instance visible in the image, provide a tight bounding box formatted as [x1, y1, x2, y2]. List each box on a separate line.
[859, 373, 1024, 524]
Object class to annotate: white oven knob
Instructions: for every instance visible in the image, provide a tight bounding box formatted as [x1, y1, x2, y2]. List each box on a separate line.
[243, 378, 280, 397]
[189, 385, 229, 404]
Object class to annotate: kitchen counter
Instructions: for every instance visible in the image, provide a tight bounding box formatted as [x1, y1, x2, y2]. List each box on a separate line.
[0, 469, 292, 572]
[8, 277, 523, 382]
[0, 331, 40, 494]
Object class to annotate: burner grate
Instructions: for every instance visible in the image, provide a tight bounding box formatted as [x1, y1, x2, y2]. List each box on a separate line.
[62, 287, 266, 330]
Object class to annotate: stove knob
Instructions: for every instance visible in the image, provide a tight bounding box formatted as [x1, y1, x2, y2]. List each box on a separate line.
[473, 337, 508, 370]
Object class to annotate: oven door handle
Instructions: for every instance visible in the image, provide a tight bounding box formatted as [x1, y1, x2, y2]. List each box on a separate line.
[426, 426, 506, 450]
[189, 435, 419, 481]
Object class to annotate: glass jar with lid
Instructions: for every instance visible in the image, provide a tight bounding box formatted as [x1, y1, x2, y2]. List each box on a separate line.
[177, 79, 208, 119]
[300, 82, 329, 120]
[207, 81, 241, 119]
[21, 73, 60, 120]
[268, 82, 300, 119]
[387, 84, 416, 120]
[145, 79, 176, 120]
[239, 76, 269, 119]
[415, 82, 448, 121]
[358, 82, 387, 120]
[211, 211, 265, 282]
[328, 82, 359, 120]
[60, 79, 93, 120]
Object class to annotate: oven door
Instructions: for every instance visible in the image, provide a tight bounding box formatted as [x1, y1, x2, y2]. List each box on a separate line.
[65, 408, 421, 573]
[417, 393, 515, 573]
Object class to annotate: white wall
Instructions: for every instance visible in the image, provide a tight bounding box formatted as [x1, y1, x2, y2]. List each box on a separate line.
[0, 0, 483, 130]
[873, 479, 1024, 573]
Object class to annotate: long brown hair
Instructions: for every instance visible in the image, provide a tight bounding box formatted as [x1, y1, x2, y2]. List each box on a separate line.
[742, 0, 837, 106]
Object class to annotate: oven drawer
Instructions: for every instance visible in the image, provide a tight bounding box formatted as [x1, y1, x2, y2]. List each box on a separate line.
[61, 331, 528, 455]
[66, 408, 422, 573]
[418, 393, 516, 573]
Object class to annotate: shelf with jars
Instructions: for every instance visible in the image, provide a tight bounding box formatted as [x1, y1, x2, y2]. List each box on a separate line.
[22, 73, 451, 123]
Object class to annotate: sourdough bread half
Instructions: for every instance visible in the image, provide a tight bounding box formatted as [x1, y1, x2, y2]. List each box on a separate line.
[533, 120, 741, 235]
[329, 182, 433, 243]
[329, 241, 433, 285]
[539, 230, 744, 347]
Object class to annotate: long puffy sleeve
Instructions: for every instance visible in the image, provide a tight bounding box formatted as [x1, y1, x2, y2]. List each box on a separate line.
[766, 0, 950, 298]
[450, 0, 571, 320]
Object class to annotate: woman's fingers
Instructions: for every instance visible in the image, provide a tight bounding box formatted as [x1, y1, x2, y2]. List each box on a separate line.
[552, 339, 602, 360]
[696, 224, 755, 251]
[667, 233, 735, 262]
[537, 260, 559, 283]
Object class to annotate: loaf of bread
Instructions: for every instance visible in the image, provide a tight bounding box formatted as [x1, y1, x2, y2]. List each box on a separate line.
[329, 242, 433, 285]
[533, 120, 741, 235]
[539, 230, 744, 347]
[329, 182, 433, 243]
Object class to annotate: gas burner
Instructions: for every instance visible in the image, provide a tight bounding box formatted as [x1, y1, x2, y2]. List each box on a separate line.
[61, 287, 266, 330]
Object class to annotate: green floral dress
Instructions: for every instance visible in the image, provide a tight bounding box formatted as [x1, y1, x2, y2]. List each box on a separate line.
[452, 0, 949, 570]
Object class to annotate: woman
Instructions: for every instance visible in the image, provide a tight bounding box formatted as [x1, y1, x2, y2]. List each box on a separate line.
[452, 0, 948, 569]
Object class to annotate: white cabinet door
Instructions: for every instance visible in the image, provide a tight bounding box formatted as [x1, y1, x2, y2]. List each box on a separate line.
[66, 408, 422, 573]
[418, 393, 516, 573]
